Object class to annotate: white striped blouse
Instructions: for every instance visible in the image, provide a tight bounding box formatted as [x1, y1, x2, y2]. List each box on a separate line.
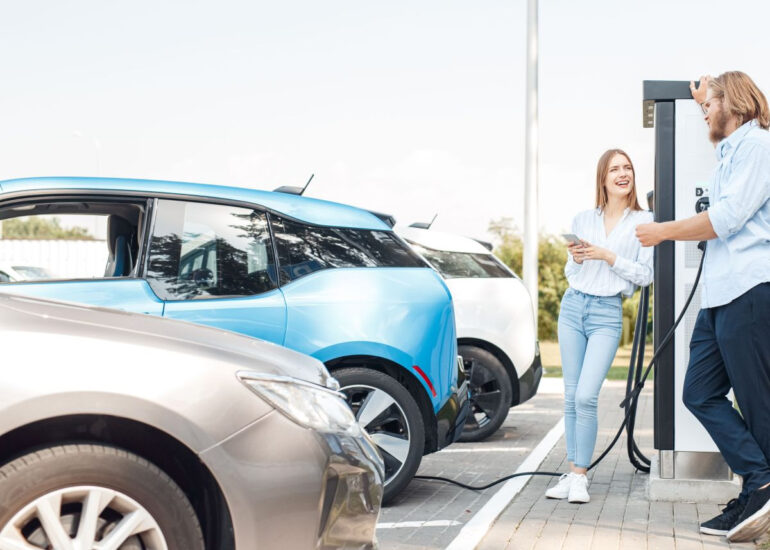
[565, 208, 654, 297]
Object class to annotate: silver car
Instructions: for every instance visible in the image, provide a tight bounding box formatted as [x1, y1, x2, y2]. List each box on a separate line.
[0, 293, 383, 549]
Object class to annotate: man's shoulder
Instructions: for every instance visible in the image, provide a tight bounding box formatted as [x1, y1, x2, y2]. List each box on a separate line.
[737, 126, 770, 156]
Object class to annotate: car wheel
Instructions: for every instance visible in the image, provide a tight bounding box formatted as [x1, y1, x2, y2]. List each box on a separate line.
[335, 367, 425, 505]
[459, 345, 513, 442]
[0, 444, 204, 550]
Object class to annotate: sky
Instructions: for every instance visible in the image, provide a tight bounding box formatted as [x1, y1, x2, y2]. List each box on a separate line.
[1, 0, 769, 242]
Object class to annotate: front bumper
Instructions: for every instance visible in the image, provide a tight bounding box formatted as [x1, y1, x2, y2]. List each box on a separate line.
[435, 356, 471, 449]
[516, 343, 543, 405]
[200, 410, 383, 549]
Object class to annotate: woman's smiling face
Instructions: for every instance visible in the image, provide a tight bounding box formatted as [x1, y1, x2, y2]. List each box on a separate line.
[604, 153, 634, 202]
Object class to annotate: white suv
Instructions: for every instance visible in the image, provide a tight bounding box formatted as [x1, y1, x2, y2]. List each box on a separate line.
[399, 225, 542, 441]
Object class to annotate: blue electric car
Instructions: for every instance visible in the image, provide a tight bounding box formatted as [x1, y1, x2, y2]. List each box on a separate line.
[0, 177, 469, 503]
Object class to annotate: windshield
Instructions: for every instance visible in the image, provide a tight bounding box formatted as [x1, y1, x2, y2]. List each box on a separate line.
[407, 243, 513, 279]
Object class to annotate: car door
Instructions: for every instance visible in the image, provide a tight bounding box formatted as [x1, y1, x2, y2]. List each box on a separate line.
[0, 197, 164, 315]
[146, 198, 287, 344]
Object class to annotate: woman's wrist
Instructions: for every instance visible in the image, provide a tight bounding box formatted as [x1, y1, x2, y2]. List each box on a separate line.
[604, 250, 617, 266]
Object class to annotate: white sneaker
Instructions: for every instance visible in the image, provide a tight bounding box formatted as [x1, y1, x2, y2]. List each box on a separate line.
[545, 473, 575, 499]
[568, 473, 590, 503]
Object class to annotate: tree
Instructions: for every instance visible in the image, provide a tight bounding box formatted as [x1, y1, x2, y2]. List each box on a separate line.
[489, 218, 568, 340]
[1, 217, 94, 240]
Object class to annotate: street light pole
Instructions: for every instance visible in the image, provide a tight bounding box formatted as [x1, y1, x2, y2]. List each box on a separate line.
[523, 0, 540, 327]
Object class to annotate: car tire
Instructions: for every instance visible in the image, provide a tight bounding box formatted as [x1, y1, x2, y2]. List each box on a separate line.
[335, 367, 425, 505]
[459, 345, 513, 442]
[0, 444, 204, 550]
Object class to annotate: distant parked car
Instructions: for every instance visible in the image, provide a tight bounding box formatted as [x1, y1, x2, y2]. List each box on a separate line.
[0, 263, 55, 282]
[0, 293, 382, 549]
[0, 177, 469, 503]
[399, 225, 542, 441]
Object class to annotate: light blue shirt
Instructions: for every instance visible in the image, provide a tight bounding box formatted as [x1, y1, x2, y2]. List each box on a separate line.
[702, 119, 770, 308]
[565, 208, 654, 297]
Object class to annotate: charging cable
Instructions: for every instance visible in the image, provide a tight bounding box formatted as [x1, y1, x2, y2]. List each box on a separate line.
[414, 245, 705, 491]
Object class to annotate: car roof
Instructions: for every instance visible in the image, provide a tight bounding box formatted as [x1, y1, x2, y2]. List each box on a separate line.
[0, 177, 389, 230]
[398, 226, 492, 254]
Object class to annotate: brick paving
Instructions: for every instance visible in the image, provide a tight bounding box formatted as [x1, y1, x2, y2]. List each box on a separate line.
[376, 379, 765, 549]
[479, 382, 758, 550]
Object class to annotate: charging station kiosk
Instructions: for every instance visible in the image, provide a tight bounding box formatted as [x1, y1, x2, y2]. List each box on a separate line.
[643, 80, 740, 502]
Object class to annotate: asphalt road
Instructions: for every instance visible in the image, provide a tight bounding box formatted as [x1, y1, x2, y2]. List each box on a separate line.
[376, 378, 565, 550]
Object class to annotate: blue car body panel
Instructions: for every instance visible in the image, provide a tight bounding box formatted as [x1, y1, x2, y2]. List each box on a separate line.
[279, 268, 457, 410]
[162, 289, 287, 345]
[3, 279, 164, 315]
[0, 177, 389, 230]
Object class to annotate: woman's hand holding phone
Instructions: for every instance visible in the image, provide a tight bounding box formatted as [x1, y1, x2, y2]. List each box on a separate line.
[574, 240, 617, 266]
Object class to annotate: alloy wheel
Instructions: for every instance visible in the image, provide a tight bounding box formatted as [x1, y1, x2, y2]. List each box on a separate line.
[0, 485, 168, 550]
[465, 360, 505, 431]
[341, 384, 411, 486]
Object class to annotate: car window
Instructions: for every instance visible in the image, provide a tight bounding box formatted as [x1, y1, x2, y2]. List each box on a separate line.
[147, 200, 277, 300]
[408, 242, 513, 279]
[0, 201, 144, 282]
[270, 216, 426, 283]
[0, 271, 11, 283]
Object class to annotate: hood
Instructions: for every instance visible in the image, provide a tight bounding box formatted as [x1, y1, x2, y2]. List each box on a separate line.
[0, 292, 332, 387]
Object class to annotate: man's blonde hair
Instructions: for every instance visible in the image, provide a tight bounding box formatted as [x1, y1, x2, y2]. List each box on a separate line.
[709, 71, 770, 129]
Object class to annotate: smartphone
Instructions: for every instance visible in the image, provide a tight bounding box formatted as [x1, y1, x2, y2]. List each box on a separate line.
[562, 233, 583, 246]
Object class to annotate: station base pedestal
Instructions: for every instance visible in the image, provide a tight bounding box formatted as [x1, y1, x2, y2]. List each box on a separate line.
[647, 455, 741, 504]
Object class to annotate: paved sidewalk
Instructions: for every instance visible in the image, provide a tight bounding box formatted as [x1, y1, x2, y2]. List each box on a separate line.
[479, 381, 760, 550]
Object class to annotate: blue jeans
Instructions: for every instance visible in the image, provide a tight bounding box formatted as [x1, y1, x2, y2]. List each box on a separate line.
[684, 282, 770, 499]
[558, 288, 622, 469]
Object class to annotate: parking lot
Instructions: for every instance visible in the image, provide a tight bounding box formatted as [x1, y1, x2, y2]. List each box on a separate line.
[377, 378, 564, 549]
[377, 378, 761, 550]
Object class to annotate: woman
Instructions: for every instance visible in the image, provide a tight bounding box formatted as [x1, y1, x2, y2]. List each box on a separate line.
[545, 149, 653, 504]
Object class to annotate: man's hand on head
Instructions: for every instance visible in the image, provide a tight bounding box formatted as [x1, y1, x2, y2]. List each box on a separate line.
[690, 75, 711, 105]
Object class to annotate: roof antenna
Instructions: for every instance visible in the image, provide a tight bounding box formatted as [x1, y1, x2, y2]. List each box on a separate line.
[408, 213, 438, 230]
[300, 173, 314, 195]
[273, 173, 315, 196]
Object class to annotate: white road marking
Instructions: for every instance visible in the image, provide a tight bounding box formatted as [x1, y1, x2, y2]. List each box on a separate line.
[376, 520, 462, 529]
[536, 377, 565, 394]
[438, 447, 529, 453]
[507, 409, 562, 416]
[444, 417, 565, 550]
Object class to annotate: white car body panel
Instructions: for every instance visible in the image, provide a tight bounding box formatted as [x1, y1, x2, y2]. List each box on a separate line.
[398, 226, 538, 380]
[446, 277, 536, 378]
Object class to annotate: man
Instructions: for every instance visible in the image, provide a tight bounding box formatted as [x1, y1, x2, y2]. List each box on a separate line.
[637, 71, 770, 543]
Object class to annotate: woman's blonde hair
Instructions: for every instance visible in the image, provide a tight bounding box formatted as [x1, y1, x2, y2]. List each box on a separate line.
[595, 149, 642, 211]
[709, 71, 770, 129]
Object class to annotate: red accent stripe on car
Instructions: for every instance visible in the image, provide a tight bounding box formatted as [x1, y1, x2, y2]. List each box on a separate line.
[412, 365, 437, 397]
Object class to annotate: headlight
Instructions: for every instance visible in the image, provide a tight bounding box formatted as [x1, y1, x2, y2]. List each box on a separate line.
[237, 371, 360, 436]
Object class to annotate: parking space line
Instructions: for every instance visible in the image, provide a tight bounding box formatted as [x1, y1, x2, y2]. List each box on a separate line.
[377, 520, 462, 529]
[444, 417, 565, 550]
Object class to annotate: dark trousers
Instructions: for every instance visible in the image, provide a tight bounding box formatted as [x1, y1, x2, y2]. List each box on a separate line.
[683, 282, 770, 499]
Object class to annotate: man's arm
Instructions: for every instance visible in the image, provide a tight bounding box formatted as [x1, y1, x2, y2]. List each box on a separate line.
[636, 211, 717, 246]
